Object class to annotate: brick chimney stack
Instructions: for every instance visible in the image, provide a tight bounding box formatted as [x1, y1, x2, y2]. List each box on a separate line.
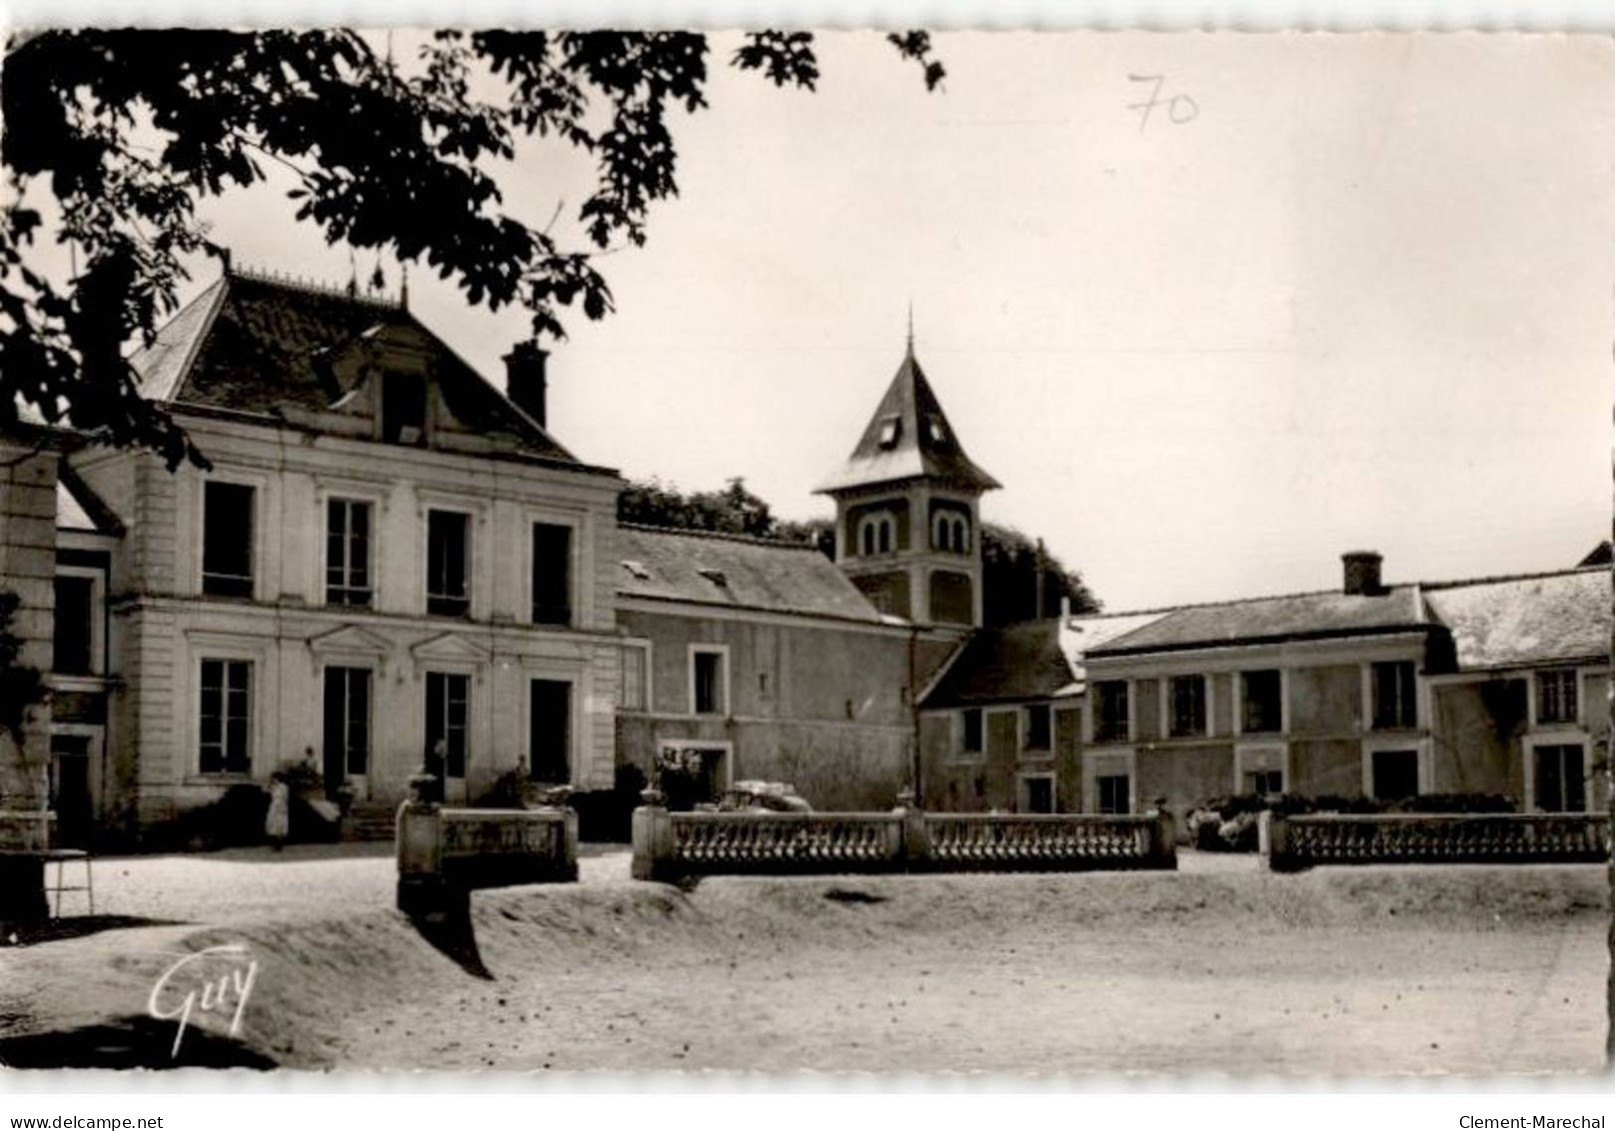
[1342, 550, 1385, 596]
[504, 343, 549, 430]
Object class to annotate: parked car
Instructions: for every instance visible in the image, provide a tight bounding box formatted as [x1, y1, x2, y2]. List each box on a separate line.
[715, 780, 812, 813]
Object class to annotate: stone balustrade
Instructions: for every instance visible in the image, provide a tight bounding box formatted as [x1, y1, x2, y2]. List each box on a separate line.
[631, 791, 1177, 881]
[1259, 810, 1611, 872]
[396, 791, 577, 914]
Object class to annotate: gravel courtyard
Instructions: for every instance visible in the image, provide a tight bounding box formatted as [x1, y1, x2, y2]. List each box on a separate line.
[0, 847, 1605, 1076]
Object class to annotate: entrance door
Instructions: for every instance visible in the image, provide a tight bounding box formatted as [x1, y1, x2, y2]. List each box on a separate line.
[1020, 774, 1055, 814]
[48, 734, 93, 849]
[1371, 749, 1419, 801]
[528, 679, 571, 784]
[425, 671, 470, 801]
[1533, 744, 1587, 812]
[322, 666, 371, 801]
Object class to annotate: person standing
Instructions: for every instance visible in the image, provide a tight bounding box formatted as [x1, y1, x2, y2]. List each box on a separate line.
[265, 773, 291, 851]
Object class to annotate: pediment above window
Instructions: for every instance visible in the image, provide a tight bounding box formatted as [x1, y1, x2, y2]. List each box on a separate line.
[308, 624, 393, 656]
[409, 631, 491, 664]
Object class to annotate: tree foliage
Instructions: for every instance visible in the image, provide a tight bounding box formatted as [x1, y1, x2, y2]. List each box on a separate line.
[616, 477, 1099, 623]
[0, 590, 46, 744]
[620, 476, 781, 540]
[0, 29, 945, 469]
[980, 522, 1102, 626]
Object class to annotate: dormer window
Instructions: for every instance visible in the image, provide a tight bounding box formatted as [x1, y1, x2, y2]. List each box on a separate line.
[927, 415, 947, 444]
[877, 414, 901, 449]
[381, 371, 427, 445]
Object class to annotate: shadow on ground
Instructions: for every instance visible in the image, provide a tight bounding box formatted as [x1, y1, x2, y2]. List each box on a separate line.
[0, 1014, 277, 1069]
[2, 915, 187, 946]
[406, 897, 492, 980]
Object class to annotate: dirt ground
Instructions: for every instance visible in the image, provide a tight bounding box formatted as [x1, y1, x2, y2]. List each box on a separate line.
[0, 849, 1606, 1077]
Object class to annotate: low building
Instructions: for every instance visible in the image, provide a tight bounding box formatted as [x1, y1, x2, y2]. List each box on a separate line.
[921, 552, 1611, 824]
[613, 524, 956, 811]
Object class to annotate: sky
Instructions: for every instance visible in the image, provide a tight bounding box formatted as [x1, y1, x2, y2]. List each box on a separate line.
[20, 29, 1615, 610]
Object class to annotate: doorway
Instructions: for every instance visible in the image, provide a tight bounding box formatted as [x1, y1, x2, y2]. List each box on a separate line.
[48, 733, 93, 849]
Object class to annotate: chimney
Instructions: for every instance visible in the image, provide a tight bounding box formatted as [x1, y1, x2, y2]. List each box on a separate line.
[1342, 550, 1385, 597]
[504, 343, 549, 430]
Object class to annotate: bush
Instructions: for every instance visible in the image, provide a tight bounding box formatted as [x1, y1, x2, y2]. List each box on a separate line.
[1392, 792, 1516, 814]
[475, 769, 528, 810]
[1184, 790, 1520, 852]
[145, 784, 270, 851]
[275, 758, 324, 797]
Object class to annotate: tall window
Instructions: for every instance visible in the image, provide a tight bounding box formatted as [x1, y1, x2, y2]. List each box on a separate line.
[1097, 774, 1130, 815]
[1536, 670, 1579, 726]
[529, 679, 572, 783]
[619, 644, 649, 712]
[199, 659, 251, 774]
[1094, 681, 1129, 743]
[326, 499, 373, 607]
[201, 481, 255, 598]
[531, 522, 572, 626]
[425, 672, 469, 779]
[932, 512, 969, 553]
[322, 667, 371, 779]
[692, 649, 726, 716]
[1169, 674, 1207, 738]
[1025, 704, 1052, 751]
[1241, 670, 1282, 734]
[426, 509, 470, 617]
[1534, 744, 1587, 812]
[961, 708, 984, 755]
[52, 575, 94, 675]
[1371, 661, 1417, 730]
[381, 371, 427, 445]
[859, 514, 894, 557]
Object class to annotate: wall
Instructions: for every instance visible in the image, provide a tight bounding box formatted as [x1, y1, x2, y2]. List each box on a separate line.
[1135, 742, 1234, 826]
[1289, 739, 1363, 796]
[0, 444, 58, 813]
[1289, 664, 1362, 736]
[1430, 679, 1524, 798]
[918, 698, 1083, 813]
[618, 605, 946, 812]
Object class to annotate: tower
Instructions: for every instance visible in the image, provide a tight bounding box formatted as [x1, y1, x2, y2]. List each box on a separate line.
[815, 336, 1000, 627]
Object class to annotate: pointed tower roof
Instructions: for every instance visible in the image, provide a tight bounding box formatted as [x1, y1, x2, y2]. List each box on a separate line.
[815, 342, 1001, 496]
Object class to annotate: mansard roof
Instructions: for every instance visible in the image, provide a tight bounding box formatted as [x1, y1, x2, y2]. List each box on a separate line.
[814, 344, 1001, 496]
[128, 269, 579, 465]
[616, 524, 888, 624]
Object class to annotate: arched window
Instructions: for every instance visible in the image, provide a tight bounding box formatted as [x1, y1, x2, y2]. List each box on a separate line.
[932, 512, 971, 554]
[858, 512, 896, 557]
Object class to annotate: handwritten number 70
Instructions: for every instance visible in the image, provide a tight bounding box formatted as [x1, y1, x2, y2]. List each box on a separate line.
[1128, 75, 1199, 131]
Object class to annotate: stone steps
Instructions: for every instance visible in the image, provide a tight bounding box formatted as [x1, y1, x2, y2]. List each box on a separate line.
[339, 803, 397, 843]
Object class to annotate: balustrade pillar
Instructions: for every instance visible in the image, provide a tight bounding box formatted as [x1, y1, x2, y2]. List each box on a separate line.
[1147, 807, 1179, 870]
[631, 788, 677, 882]
[894, 790, 930, 872]
[1258, 810, 1295, 872]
